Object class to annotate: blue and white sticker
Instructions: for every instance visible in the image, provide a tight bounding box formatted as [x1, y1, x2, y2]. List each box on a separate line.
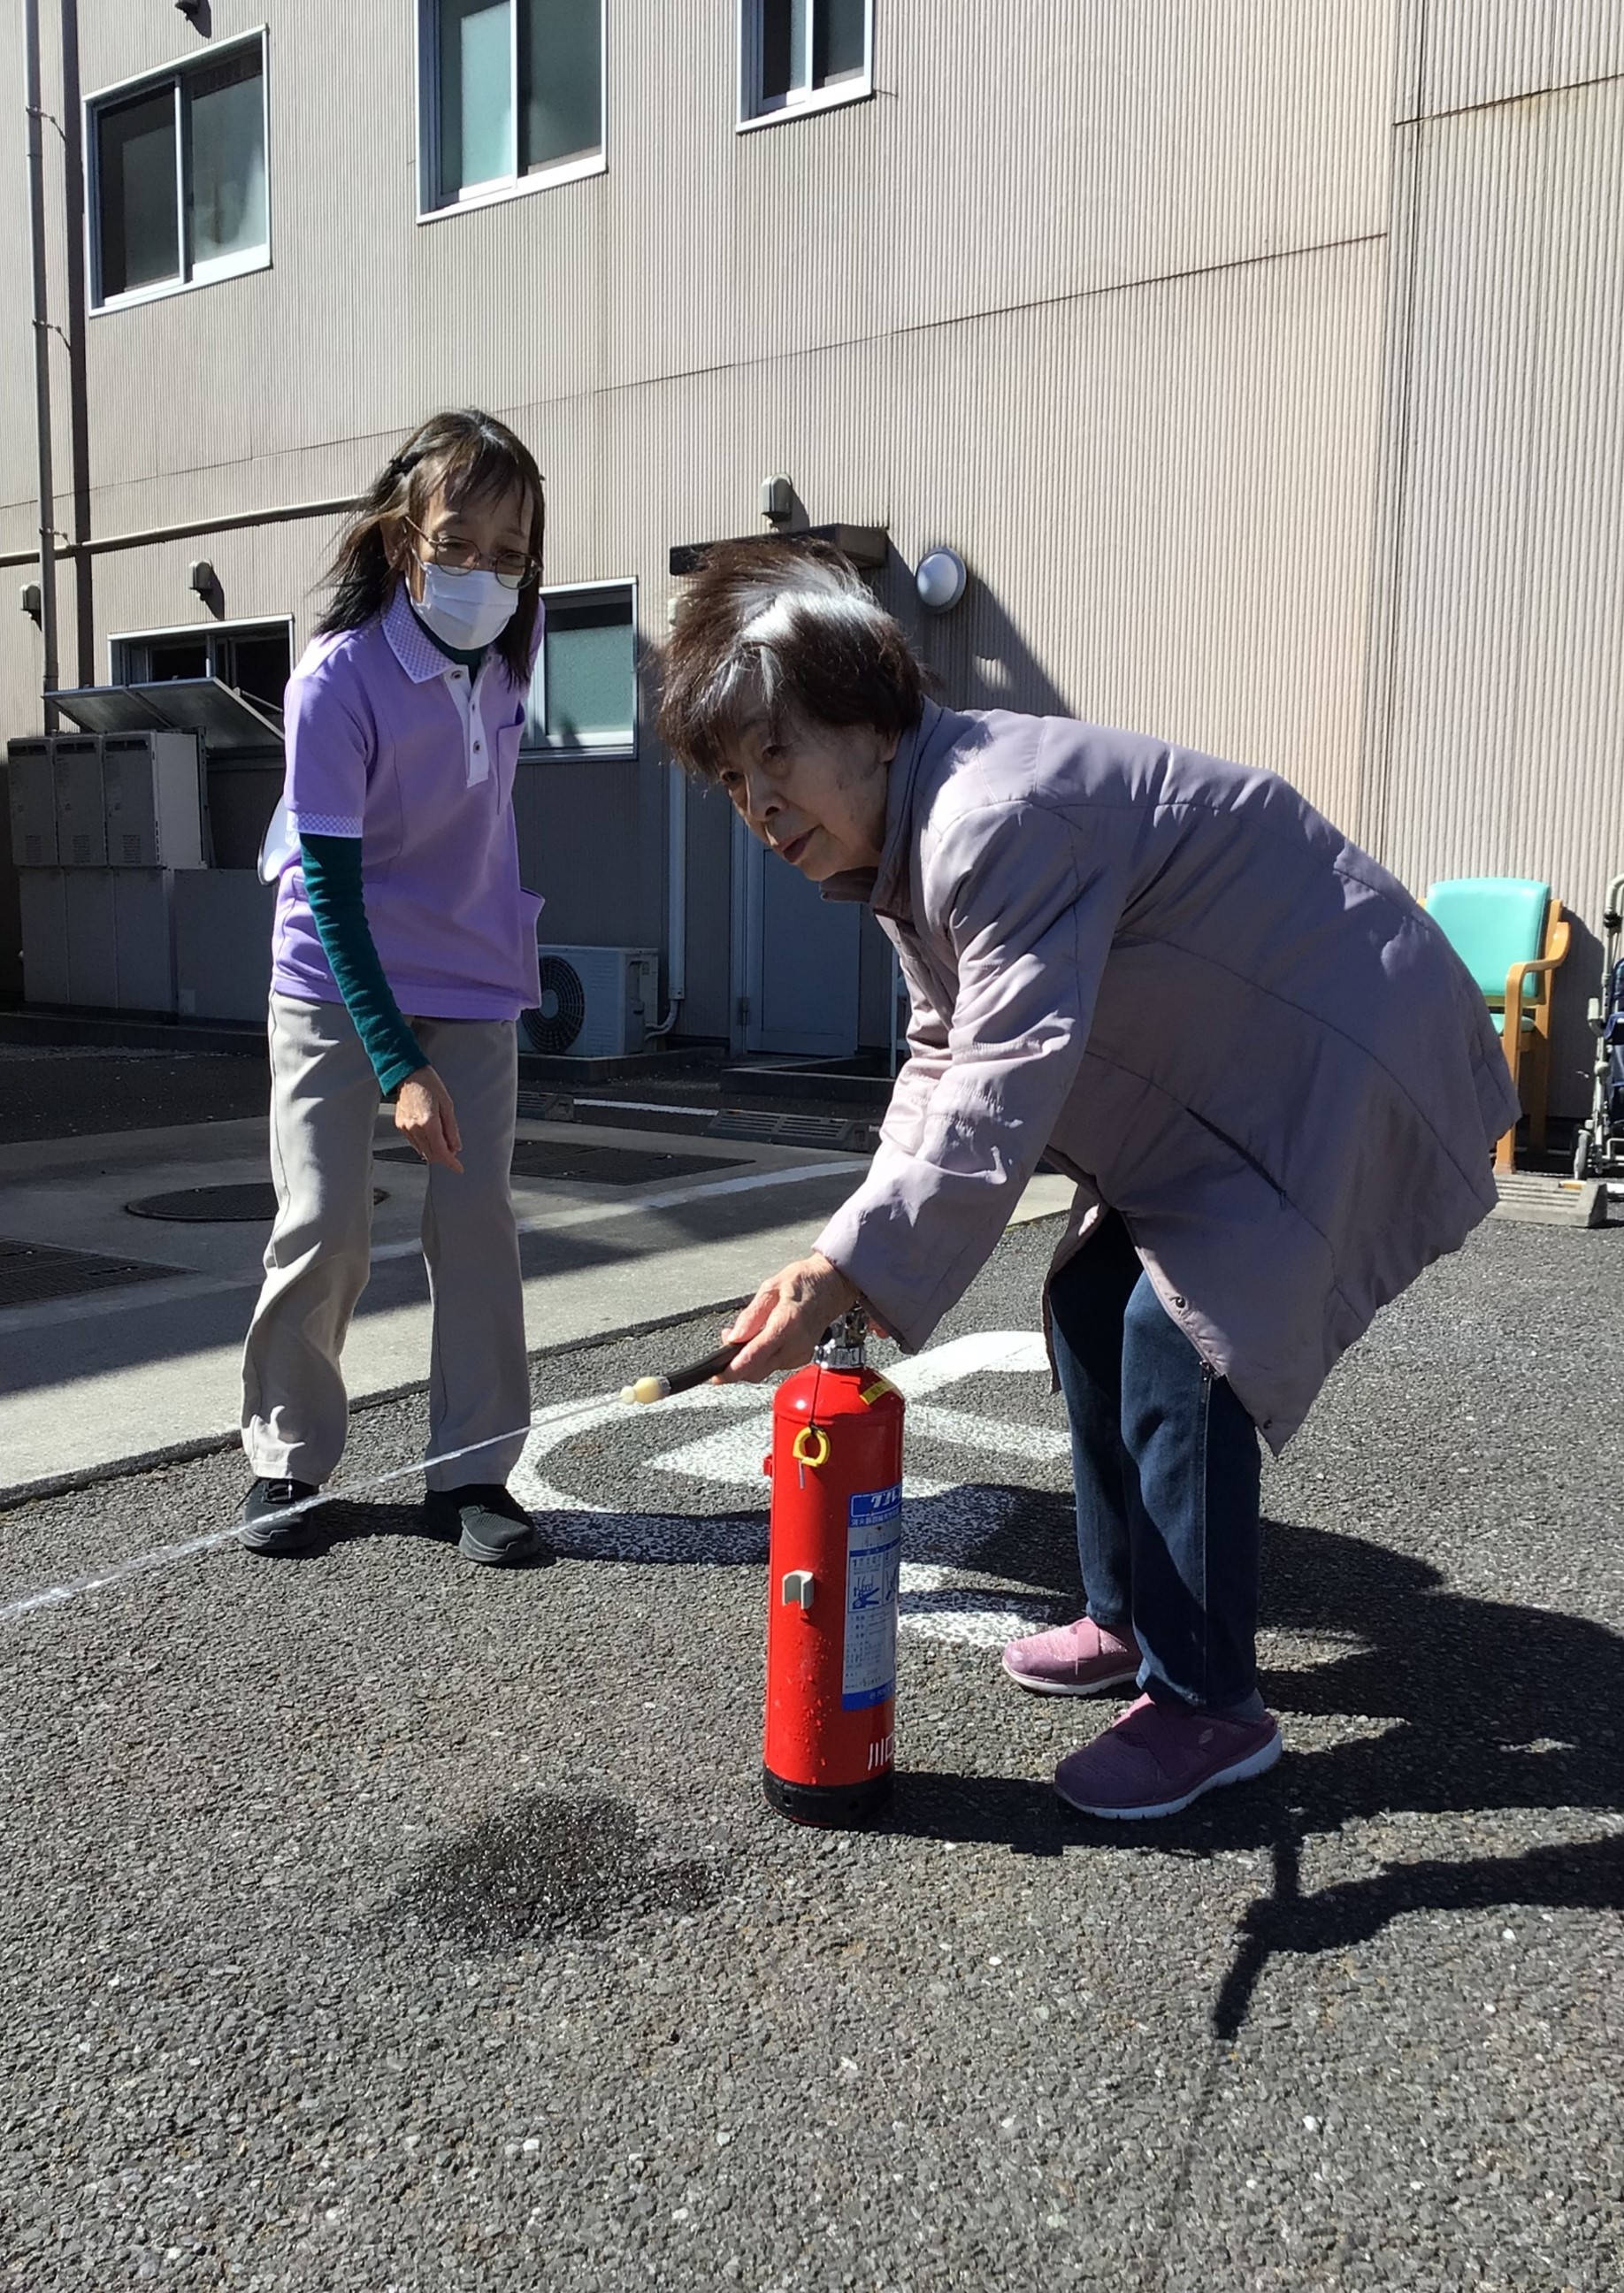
[843, 1484, 902, 1712]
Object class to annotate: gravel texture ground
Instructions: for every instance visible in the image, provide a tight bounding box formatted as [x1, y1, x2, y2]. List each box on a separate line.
[0, 1211, 1620, 2291]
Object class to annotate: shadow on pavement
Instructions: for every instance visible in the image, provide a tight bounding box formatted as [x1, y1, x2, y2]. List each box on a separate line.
[873, 1515, 1624, 2034]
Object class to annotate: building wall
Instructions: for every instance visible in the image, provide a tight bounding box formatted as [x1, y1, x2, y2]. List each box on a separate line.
[1361, 0, 1624, 1112]
[3, 1, 1398, 1048]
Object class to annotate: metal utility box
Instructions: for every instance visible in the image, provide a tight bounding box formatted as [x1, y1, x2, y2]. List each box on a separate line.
[112, 869, 176, 1012]
[103, 732, 204, 870]
[18, 870, 69, 1002]
[54, 737, 107, 868]
[6, 739, 57, 867]
[64, 869, 118, 1008]
[174, 870, 276, 1023]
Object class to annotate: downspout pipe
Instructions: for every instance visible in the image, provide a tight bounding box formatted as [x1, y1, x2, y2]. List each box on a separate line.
[646, 763, 687, 1038]
[22, 0, 60, 732]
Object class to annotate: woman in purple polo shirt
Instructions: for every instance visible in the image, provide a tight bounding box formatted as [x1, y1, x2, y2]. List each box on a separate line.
[240, 410, 548, 1567]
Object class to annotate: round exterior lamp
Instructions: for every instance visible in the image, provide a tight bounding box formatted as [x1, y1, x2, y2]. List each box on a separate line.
[915, 547, 968, 613]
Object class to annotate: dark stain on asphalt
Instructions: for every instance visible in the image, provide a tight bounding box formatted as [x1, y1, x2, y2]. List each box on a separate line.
[386, 1791, 724, 1947]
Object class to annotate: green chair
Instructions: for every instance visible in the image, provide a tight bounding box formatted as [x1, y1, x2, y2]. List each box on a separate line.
[1423, 878, 1570, 1172]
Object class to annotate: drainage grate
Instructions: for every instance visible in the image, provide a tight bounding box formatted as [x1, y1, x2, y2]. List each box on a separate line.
[379, 1142, 747, 1186]
[0, 1237, 185, 1307]
[126, 1185, 387, 1223]
[707, 1110, 874, 1152]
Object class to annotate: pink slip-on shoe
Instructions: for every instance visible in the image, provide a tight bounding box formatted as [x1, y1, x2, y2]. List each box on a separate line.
[1001, 1615, 1141, 1698]
[1053, 1692, 1283, 1820]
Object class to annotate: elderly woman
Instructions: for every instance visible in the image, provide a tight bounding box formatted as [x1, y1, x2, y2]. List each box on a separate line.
[659, 541, 1517, 1822]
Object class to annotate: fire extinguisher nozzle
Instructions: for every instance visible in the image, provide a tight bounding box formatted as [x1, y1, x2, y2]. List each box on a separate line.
[620, 1340, 742, 1406]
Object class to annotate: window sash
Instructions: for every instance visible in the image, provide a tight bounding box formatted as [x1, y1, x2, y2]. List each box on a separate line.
[525, 586, 636, 755]
[743, 0, 871, 122]
[426, 0, 603, 210]
[89, 36, 268, 308]
[111, 619, 294, 714]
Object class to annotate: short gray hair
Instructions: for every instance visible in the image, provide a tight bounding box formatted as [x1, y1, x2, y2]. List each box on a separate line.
[659, 539, 924, 779]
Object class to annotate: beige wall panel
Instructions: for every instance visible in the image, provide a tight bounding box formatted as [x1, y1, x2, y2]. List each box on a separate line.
[31, 0, 1396, 541]
[1412, 0, 1624, 119]
[1363, 82, 1624, 1111]
[1, 226, 1385, 809]
[0, 0, 68, 541]
[517, 234, 1384, 806]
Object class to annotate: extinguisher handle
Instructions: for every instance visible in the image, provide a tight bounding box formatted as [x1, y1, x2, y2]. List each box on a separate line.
[619, 1339, 743, 1407]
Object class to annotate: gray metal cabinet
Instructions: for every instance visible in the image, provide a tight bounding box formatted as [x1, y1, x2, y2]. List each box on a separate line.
[54, 739, 107, 868]
[6, 740, 58, 867]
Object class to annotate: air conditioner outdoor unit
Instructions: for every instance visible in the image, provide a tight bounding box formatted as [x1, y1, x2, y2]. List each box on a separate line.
[520, 945, 660, 1060]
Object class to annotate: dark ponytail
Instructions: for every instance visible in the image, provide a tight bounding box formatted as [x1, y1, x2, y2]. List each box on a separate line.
[318, 409, 547, 685]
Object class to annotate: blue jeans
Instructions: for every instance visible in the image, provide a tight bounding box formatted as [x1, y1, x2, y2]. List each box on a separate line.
[1049, 1214, 1261, 1710]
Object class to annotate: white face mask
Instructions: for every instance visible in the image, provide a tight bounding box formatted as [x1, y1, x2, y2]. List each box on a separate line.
[416, 564, 517, 652]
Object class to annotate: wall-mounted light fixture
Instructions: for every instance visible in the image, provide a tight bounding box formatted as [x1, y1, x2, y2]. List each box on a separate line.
[175, 1, 207, 23]
[915, 547, 968, 613]
[188, 559, 215, 597]
[760, 475, 793, 526]
[19, 583, 42, 623]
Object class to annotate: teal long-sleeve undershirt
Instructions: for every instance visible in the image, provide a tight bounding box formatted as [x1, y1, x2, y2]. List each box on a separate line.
[300, 834, 428, 1096]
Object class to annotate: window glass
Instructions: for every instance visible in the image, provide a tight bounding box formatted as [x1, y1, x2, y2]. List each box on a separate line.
[761, 0, 808, 100]
[225, 633, 292, 714]
[139, 637, 210, 683]
[529, 590, 635, 751]
[521, 0, 602, 169]
[97, 88, 180, 298]
[188, 47, 267, 270]
[814, 0, 866, 83]
[439, 0, 514, 198]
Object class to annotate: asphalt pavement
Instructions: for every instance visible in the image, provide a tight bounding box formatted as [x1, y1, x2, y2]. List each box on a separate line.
[1, 1212, 1621, 2291]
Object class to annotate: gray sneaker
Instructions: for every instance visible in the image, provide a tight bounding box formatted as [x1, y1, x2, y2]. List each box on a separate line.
[238, 1478, 322, 1555]
[424, 1484, 554, 1567]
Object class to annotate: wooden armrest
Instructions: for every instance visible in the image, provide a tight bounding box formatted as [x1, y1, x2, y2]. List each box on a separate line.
[1503, 951, 1565, 1003]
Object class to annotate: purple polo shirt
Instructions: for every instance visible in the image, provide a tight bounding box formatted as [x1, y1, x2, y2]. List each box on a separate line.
[269, 585, 544, 1021]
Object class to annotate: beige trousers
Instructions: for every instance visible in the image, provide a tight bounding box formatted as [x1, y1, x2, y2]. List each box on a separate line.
[241, 993, 528, 1491]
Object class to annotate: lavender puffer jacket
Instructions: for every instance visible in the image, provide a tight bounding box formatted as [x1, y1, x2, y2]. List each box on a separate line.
[815, 702, 1519, 1452]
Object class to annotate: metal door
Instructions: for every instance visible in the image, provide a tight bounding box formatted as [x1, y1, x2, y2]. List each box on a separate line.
[732, 814, 860, 1057]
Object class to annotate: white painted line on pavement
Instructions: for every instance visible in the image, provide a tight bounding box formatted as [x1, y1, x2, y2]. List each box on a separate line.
[0, 1327, 1061, 1633]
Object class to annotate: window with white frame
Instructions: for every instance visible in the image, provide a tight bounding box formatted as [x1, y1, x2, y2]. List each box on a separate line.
[525, 584, 635, 755]
[112, 620, 293, 718]
[90, 36, 268, 307]
[739, 0, 871, 125]
[423, 0, 604, 211]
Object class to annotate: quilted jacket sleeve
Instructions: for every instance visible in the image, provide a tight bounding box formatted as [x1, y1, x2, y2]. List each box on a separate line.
[816, 796, 1128, 1351]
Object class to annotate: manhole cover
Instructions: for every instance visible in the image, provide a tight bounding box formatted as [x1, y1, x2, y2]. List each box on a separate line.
[126, 1184, 387, 1223]
[378, 1142, 747, 1186]
[0, 1237, 185, 1307]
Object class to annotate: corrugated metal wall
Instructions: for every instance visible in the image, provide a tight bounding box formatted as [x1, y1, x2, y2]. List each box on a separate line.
[1361, 1, 1624, 1111]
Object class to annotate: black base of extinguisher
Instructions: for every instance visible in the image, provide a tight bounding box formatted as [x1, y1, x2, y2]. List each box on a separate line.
[762, 1765, 894, 1829]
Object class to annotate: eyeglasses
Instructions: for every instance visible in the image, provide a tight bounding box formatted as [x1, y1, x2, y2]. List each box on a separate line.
[405, 519, 539, 591]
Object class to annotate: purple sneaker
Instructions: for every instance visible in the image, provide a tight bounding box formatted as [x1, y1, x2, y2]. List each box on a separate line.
[1002, 1615, 1140, 1698]
[1053, 1692, 1282, 1820]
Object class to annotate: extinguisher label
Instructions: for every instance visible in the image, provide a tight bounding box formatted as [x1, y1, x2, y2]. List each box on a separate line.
[842, 1485, 902, 1712]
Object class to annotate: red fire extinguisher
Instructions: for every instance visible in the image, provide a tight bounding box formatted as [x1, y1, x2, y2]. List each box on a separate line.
[762, 1308, 905, 1825]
